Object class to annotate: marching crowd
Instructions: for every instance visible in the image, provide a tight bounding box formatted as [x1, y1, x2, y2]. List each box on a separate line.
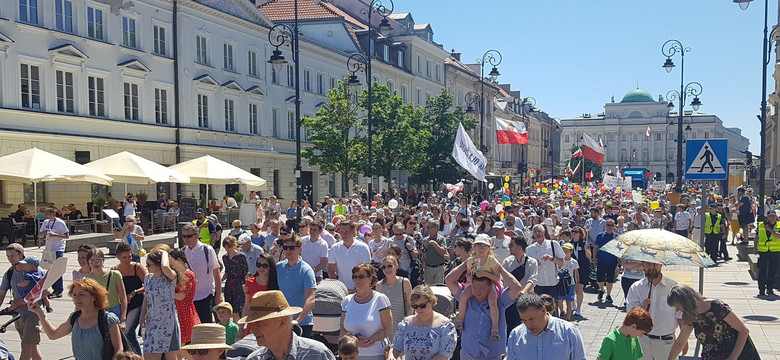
[0, 183, 772, 360]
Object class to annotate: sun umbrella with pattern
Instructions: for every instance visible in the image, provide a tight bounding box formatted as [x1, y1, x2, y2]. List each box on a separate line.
[598, 229, 715, 267]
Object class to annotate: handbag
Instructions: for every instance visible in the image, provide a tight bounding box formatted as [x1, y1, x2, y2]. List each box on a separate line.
[41, 240, 56, 270]
[551, 241, 572, 296]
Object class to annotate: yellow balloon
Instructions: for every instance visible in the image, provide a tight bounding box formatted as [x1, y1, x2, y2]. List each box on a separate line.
[542, 188, 549, 194]
[651, 201, 660, 210]
[554, 184, 559, 188]
[616, 187, 621, 192]
[504, 183, 509, 189]
[504, 201, 511, 206]
[504, 176, 510, 182]
[572, 200, 577, 206]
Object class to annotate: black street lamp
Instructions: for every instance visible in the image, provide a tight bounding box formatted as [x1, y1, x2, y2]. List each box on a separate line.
[662, 39, 703, 192]
[476, 50, 502, 153]
[347, 0, 393, 205]
[735, 0, 777, 221]
[267, 1, 302, 220]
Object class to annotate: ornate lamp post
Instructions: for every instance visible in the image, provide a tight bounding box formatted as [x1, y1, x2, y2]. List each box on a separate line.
[662, 39, 703, 192]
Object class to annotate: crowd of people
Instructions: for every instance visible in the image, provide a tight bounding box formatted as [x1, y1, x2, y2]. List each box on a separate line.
[0, 183, 772, 360]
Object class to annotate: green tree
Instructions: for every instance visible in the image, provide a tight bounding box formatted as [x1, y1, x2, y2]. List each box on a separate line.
[411, 89, 477, 187]
[564, 144, 603, 182]
[301, 78, 366, 190]
[361, 83, 431, 182]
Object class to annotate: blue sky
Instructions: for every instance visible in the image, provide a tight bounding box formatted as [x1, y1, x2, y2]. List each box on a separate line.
[394, 0, 774, 153]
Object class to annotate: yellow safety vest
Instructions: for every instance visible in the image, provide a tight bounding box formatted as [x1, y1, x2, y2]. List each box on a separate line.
[757, 221, 780, 252]
[704, 213, 722, 235]
[193, 218, 211, 244]
[334, 205, 347, 216]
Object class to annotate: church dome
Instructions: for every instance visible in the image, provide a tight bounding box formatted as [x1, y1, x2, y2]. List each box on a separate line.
[620, 88, 655, 103]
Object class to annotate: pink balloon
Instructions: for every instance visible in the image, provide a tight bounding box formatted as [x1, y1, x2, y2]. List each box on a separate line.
[481, 201, 489, 211]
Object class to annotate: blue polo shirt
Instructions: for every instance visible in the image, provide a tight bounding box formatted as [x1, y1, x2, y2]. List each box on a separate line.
[595, 231, 619, 264]
[455, 284, 514, 358]
[277, 258, 316, 326]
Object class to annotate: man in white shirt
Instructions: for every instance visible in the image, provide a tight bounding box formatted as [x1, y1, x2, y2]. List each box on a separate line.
[491, 222, 512, 262]
[526, 224, 564, 299]
[302, 219, 329, 282]
[238, 233, 264, 275]
[673, 204, 693, 237]
[327, 221, 371, 291]
[221, 195, 238, 209]
[38, 208, 69, 297]
[626, 262, 684, 360]
[182, 223, 222, 323]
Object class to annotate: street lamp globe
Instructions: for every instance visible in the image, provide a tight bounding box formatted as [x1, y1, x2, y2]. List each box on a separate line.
[378, 18, 393, 37]
[734, 0, 752, 10]
[268, 49, 287, 74]
[685, 124, 692, 131]
[663, 58, 675, 73]
[489, 66, 500, 82]
[667, 101, 675, 109]
[346, 74, 362, 89]
[690, 96, 702, 111]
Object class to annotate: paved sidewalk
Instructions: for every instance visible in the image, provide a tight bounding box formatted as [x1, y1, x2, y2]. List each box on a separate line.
[1, 242, 778, 359]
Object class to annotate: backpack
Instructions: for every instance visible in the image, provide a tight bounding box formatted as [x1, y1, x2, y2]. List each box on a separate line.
[69, 309, 136, 355]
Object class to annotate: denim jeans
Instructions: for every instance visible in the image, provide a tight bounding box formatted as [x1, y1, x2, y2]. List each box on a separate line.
[124, 307, 142, 354]
[53, 251, 64, 294]
[106, 304, 122, 319]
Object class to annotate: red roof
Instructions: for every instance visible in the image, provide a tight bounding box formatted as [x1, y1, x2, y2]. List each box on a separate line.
[258, 0, 342, 21]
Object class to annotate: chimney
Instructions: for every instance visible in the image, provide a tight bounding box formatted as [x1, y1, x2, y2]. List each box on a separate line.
[451, 48, 461, 61]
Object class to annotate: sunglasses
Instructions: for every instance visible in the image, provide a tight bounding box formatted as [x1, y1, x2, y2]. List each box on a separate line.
[255, 263, 270, 269]
[182, 233, 198, 239]
[280, 232, 290, 236]
[187, 349, 209, 355]
[282, 245, 299, 251]
[408, 222, 417, 225]
[351, 274, 369, 280]
[411, 303, 428, 309]
[89, 259, 104, 264]
[540, 296, 554, 302]
[380, 264, 394, 270]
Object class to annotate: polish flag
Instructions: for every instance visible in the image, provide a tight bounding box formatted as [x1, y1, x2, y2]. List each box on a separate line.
[646, 127, 652, 137]
[586, 171, 593, 180]
[495, 118, 529, 145]
[566, 162, 573, 175]
[582, 133, 604, 164]
[571, 161, 582, 176]
[572, 148, 583, 158]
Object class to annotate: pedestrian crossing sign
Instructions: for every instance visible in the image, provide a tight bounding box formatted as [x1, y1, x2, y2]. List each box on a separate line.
[685, 139, 728, 180]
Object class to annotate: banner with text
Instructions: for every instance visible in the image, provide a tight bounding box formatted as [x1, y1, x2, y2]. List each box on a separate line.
[452, 122, 487, 181]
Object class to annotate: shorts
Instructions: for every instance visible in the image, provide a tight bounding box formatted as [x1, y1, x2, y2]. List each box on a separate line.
[557, 283, 575, 301]
[16, 313, 41, 344]
[738, 214, 754, 226]
[596, 262, 617, 283]
[577, 262, 591, 285]
[534, 284, 560, 299]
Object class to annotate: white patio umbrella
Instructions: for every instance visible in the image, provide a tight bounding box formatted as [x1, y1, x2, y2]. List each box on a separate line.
[168, 155, 267, 200]
[85, 151, 191, 195]
[0, 148, 113, 211]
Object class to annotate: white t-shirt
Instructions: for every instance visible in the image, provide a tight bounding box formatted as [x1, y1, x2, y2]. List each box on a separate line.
[674, 211, 692, 230]
[368, 238, 390, 263]
[40, 218, 69, 252]
[341, 292, 392, 356]
[123, 200, 136, 217]
[301, 236, 329, 277]
[183, 242, 220, 301]
[328, 240, 371, 289]
[526, 240, 564, 287]
[492, 236, 511, 263]
[562, 258, 579, 275]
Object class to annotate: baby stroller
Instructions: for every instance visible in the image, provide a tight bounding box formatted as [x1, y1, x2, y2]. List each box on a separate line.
[0, 305, 20, 333]
[311, 279, 348, 352]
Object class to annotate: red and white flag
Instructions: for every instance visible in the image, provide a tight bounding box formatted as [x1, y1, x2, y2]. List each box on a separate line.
[572, 148, 583, 158]
[571, 160, 582, 176]
[586, 171, 593, 180]
[582, 133, 605, 164]
[445, 182, 464, 194]
[646, 127, 652, 137]
[566, 162, 573, 175]
[495, 118, 529, 145]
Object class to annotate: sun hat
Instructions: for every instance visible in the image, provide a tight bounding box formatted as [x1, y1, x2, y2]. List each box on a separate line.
[212, 301, 233, 313]
[562, 243, 574, 251]
[181, 324, 234, 350]
[237, 290, 302, 325]
[473, 234, 491, 246]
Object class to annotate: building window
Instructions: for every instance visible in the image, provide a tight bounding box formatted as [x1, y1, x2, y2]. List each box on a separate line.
[426, 60, 431, 77]
[122, 17, 137, 48]
[154, 88, 168, 124]
[632, 133, 638, 141]
[197, 94, 209, 128]
[656, 132, 662, 140]
[690, 132, 697, 139]
[248, 51, 258, 77]
[153, 25, 166, 56]
[19, 0, 38, 24]
[400, 85, 407, 102]
[88, 76, 105, 117]
[224, 99, 235, 131]
[435, 64, 441, 81]
[621, 133, 626, 141]
[271, 67, 278, 84]
[287, 65, 294, 87]
[249, 103, 258, 134]
[273, 170, 281, 198]
[55, 0, 73, 33]
[123, 82, 139, 120]
[223, 43, 234, 71]
[416, 56, 422, 74]
[397, 51, 404, 68]
[608, 133, 615, 141]
[304, 70, 311, 92]
[287, 111, 295, 140]
[20, 64, 41, 109]
[386, 80, 394, 94]
[416, 89, 421, 105]
[564, 135, 569, 143]
[196, 35, 207, 64]
[272, 108, 279, 137]
[383, 45, 389, 61]
[330, 77, 336, 90]
[55, 70, 74, 113]
[87, 7, 104, 40]
[317, 74, 324, 94]
[704, 131, 709, 139]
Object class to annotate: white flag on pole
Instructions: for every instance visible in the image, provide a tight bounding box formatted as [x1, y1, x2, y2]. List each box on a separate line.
[452, 122, 487, 181]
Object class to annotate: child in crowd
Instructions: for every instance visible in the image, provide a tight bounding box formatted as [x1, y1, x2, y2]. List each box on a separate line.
[337, 334, 359, 360]
[13, 256, 52, 313]
[456, 234, 502, 340]
[213, 302, 239, 345]
[540, 294, 556, 315]
[557, 243, 580, 321]
[597, 307, 653, 360]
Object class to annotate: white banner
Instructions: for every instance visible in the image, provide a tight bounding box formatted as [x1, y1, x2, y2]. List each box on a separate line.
[602, 174, 632, 190]
[452, 122, 487, 181]
[651, 180, 667, 191]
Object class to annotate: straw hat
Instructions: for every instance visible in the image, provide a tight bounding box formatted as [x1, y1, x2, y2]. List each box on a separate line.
[181, 324, 234, 350]
[237, 290, 302, 325]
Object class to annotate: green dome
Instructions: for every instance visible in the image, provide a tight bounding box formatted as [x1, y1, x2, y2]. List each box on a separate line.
[620, 88, 655, 103]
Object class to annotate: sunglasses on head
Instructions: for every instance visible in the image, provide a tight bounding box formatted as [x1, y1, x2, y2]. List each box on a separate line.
[256, 263, 270, 269]
[187, 349, 209, 355]
[411, 302, 428, 309]
[351, 274, 369, 280]
[282, 245, 299, 251]
[540, 296, 554, 302]
[182, 233, 198, 239]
